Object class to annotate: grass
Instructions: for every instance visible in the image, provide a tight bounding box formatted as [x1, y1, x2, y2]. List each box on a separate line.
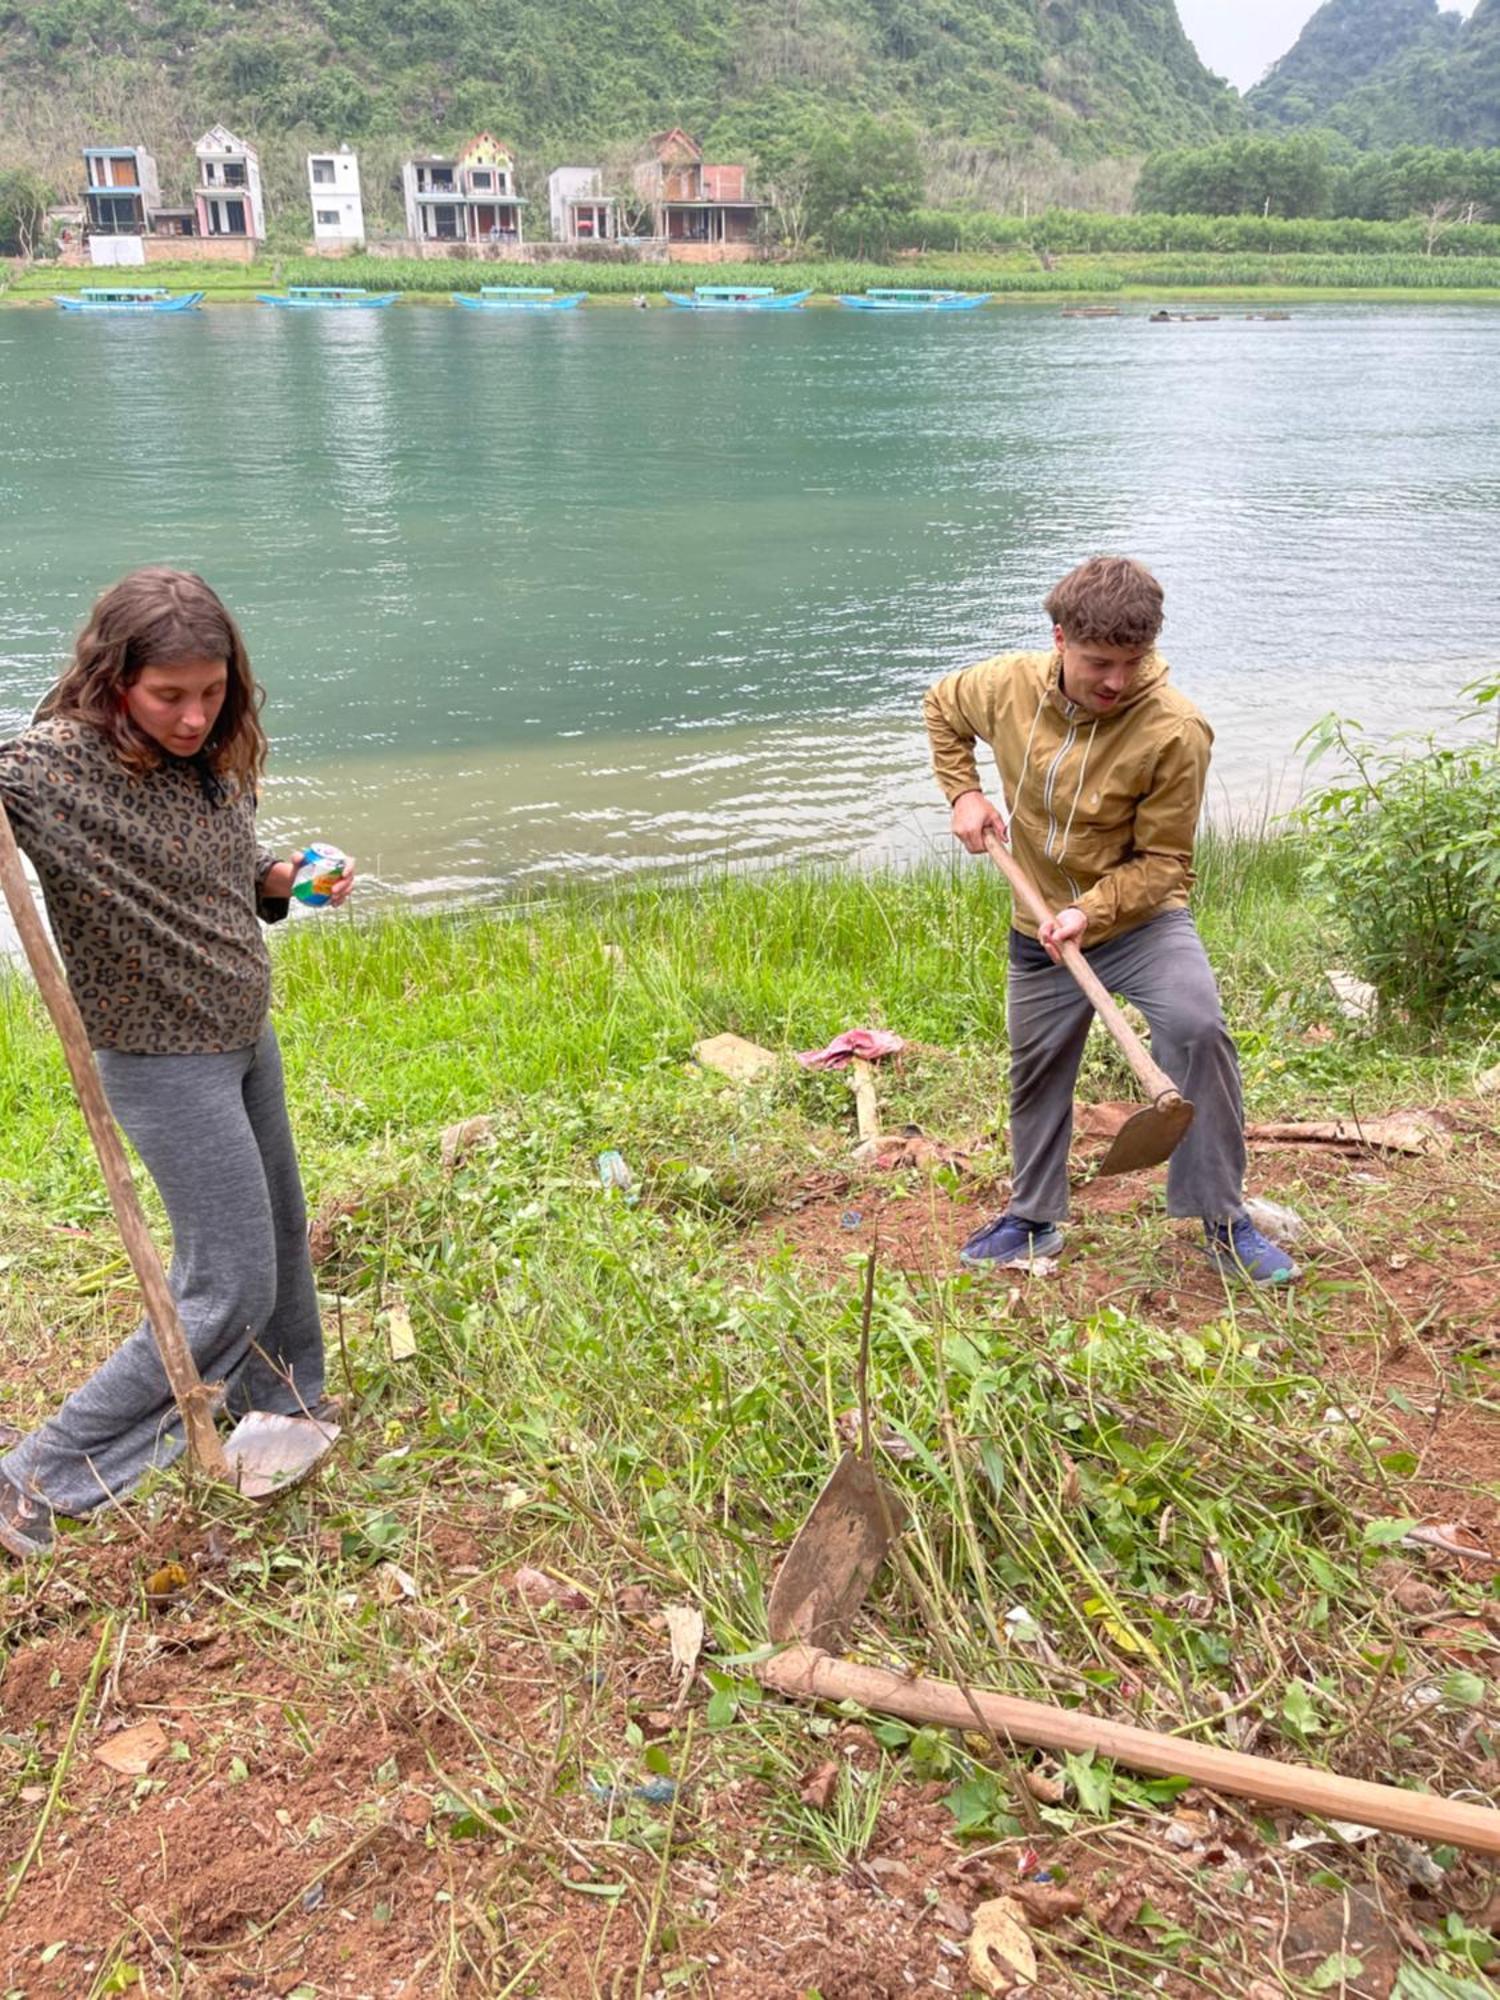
[8, 250, 1500, 306]
[1, 839, 1497, 1995]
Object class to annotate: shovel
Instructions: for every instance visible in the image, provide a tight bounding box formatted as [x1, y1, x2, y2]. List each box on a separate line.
[982, 825, 1193, 1176]
[767, 1248, 907, 1650]
[0, 800, 338, 1503]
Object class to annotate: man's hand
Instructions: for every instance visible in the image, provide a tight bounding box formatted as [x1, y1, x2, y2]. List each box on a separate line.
[1038, 906, 1088, 963]
[950, 790, 1008, 855]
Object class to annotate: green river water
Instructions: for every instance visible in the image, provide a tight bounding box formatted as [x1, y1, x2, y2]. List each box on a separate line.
[2, 301, 1496, 907]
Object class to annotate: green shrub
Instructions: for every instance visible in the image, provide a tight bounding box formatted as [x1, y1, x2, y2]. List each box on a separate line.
[1298, 685, 1500, 1030]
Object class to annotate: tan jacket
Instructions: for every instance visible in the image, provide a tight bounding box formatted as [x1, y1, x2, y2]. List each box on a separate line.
[923, 650, 1211, 945]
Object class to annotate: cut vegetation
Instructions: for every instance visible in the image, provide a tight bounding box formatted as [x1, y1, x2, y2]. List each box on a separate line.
[2, 825, 1497, 1996]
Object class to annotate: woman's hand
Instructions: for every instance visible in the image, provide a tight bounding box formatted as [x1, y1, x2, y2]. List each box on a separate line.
[327, 856, 356, 907]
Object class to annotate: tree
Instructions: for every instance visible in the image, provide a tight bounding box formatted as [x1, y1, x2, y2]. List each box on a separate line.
[0, 168, 51, 260]
[804, 116, 923, 258]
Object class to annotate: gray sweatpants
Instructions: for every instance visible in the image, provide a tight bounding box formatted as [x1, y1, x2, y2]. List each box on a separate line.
[1007, 908, 1247, 1225]
[1, 1024, 325, 1520]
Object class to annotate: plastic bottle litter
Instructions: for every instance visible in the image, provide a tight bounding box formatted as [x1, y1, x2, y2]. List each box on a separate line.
[587, 1776, 678, 1807]
[291, 843, 349, 907]
[597, 1150, 636, 1200]
[1244, 1197, 1305, 1245]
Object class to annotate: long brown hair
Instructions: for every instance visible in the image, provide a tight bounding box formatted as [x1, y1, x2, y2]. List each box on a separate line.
[36, 568, 268, 787]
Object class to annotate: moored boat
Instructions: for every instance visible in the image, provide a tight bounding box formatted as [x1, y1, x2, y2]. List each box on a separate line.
[836, 287, 989, 312]
[55, 287, 205, 314]
[663, 285, 812, 311]
[256, 286, 398, 309]
[452, 286, 586, 311]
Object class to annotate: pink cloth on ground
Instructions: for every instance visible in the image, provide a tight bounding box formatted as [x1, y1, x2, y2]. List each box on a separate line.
[795, 1028, 906, 1071]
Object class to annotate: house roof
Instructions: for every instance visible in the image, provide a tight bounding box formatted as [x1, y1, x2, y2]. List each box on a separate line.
[196, 124, 255, 157]
[648, 128, 702, 163]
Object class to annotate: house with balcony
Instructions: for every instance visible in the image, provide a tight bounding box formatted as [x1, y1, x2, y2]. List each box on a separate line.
[401, 136, 526, 246]
[632, 130, 760, 247]
[547, 167, 616, 244]
[308, 146, 365, 247]
[81, 146, 162, 236]
[193, 126, 266, 241]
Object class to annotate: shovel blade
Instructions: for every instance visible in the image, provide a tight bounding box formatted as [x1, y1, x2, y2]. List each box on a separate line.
[768, 1450, 907, 1650]
[1097, 1095, 1195, 1177]
[222, 1412, 341, 1502]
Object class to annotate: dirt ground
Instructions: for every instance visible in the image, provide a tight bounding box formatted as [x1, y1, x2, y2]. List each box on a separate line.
[2, 1103, 1496, 1999]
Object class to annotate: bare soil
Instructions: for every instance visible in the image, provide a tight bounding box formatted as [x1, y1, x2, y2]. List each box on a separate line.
[2, 1102, 1496, 1998]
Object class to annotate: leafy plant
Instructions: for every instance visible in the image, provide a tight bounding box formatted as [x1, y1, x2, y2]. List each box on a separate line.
[1298, 684, 1500, 1029]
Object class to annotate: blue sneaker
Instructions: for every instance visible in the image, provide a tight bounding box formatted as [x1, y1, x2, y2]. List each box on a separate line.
[959, 1212, 1064, 1269]
[1204, 1216, 1299, 1286]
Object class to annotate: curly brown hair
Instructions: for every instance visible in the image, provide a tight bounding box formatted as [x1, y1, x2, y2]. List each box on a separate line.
[1044, 556, 1164, 650]
[36, 568, 268, 788]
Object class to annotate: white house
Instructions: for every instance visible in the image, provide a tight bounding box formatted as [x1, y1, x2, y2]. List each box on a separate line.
[401, 135, 525, 246]
[193, 125, 266, 240]
[308, 146, 365, 247]
[548, 167, 616, 244]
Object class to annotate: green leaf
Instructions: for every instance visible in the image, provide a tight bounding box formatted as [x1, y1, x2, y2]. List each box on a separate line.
[1362, 1516, 1420, 1547]
[705, 1687, 737, 1729]
[1282, 1680, 1323, 1736]
[1439, 1671, 1486, 1709]
[1063, 1749, 1113, 1818]
[1312, 1954, 1365, 1990]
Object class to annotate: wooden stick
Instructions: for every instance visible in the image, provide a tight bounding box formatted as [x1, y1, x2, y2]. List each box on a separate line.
[981, 827, 1182, 1111]
[0, 802, 229, 1479]
[850, 1057, 880, 1145]
[756, 1644, 1500, 1858]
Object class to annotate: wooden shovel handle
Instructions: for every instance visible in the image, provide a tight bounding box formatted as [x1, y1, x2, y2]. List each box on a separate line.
[0, 801, 228, 1479]
[759, 1645, 1500, 1857]
[982, 827, 1181, 1110]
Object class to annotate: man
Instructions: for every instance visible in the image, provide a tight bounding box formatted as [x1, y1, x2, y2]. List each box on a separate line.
[923, 554, 1295, 1285]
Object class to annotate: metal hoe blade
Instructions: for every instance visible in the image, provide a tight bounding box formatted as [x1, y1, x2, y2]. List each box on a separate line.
[222, 1412, 341, 1502]
[768, 1449, 908, 1651]
[1097, 1094, 1195, 1177]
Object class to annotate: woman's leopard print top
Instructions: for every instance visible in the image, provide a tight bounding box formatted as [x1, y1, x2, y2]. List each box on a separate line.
[0, 719, 289, 1053]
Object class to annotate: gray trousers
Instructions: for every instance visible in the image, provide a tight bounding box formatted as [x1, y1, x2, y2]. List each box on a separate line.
[1, 1024, 324, 1519]
[1007, 909, 1247, 1225]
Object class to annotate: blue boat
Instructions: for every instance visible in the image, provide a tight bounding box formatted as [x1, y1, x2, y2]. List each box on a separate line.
[55, 287, 205, 314]
[837, 288, 990, 312]
[452, 286, 586, 312]
[256, 286, 398, 310]
[663, 285, 812, 312]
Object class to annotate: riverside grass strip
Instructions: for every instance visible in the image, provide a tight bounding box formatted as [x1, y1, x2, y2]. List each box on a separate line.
[14, 251, 1500, 303]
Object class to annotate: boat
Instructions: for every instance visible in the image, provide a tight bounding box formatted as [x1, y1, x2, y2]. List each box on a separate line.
[836, 288, 989, 312]
[255, 286, 398, 310]
[663, 285, 812, 311]
[55, 287, 205, 313]
[452, 286, 586, 312]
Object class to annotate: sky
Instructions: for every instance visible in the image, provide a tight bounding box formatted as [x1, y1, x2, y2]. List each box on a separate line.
[1175, 0, 1478, 92]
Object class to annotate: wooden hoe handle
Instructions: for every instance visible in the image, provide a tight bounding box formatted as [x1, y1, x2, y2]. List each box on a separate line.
[982, 827, 1181, 1109]
[759, 1646, 1500, 1858]
[0, 802, 228, 1479]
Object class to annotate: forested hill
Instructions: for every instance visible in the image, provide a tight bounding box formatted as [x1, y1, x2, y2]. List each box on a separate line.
[1249, 0, 1500, 147]
[0, 0, 1237, 189]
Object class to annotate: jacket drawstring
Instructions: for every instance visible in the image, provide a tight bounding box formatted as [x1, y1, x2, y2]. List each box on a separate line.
[1054, 720, 1099, 875]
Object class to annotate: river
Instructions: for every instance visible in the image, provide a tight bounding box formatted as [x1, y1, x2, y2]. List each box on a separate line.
[2, 301, 1496, 909]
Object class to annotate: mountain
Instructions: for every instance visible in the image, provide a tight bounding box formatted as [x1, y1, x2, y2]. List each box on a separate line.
[1249, 0, 1500, 147]
[0, 0, 1239, 215]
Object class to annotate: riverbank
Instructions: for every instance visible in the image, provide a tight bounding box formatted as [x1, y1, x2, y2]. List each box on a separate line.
[2, 848, 1497, 1996]
[9, 250, 1500, 305]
